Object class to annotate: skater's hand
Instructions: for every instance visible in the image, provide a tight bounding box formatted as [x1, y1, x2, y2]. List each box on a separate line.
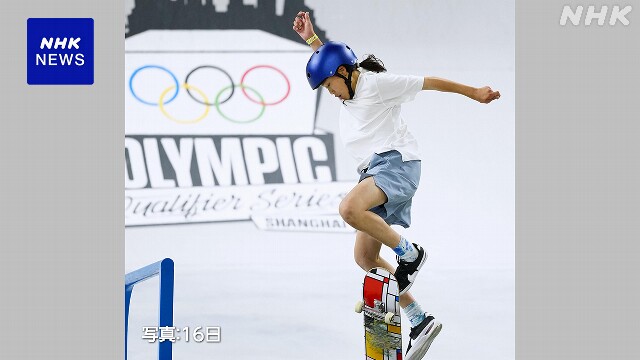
[474, 86, 501, 104]
[292, 11, 315, 42]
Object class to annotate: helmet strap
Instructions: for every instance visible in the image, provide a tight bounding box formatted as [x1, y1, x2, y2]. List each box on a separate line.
[336, 66, 356, 100]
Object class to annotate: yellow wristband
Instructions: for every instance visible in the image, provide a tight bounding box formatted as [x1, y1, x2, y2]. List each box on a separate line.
[306, 34, 319, 45]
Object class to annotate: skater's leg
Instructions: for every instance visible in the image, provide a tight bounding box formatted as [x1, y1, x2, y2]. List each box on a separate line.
[340, 177, 402, 249]
[353, 230, 416, 308]
[344, 177, 424, 295]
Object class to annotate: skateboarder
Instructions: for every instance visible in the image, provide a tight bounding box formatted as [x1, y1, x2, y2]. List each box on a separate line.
[293, 11, 500, 359]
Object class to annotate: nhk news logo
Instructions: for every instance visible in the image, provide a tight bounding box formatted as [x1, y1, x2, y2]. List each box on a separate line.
[560, 5, 632, 26]
[27, 18, 94, 85]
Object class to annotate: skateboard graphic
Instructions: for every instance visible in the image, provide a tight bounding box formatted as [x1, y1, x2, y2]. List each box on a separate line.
[355, 267, 403, 360]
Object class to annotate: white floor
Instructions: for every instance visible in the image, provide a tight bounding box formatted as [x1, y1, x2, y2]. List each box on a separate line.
[126, 224, 513, 360]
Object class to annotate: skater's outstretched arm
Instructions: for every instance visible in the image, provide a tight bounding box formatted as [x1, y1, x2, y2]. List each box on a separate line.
[292, 11, 323, 51]
[423, 77, 501, 104]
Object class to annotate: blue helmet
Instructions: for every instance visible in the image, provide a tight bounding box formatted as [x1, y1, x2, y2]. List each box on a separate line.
[306, 41, 358, 90]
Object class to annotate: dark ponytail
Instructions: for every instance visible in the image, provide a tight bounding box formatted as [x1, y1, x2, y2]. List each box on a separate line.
[358, 54, 387, 73]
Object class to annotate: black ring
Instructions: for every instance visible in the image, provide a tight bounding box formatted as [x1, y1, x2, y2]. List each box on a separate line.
[184, 65, 235, 106]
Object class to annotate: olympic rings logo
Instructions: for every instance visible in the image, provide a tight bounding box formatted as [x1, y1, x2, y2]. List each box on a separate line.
[129, 64, 291, 124]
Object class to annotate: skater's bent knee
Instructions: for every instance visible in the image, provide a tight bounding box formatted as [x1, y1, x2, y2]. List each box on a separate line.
[339, 198, 360, 225]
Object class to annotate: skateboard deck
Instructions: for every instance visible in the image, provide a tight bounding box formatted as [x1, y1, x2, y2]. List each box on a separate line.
[357, 267, 402, 360]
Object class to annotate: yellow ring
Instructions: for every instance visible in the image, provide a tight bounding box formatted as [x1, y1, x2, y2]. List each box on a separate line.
[158, 83, 210, 124]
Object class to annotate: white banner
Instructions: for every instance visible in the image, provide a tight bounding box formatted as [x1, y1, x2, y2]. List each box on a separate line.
[125, 182, 353, 226]
[251, 214, 355, 233]
[124, 30, 349, 230]
[125, 30, 315, 136]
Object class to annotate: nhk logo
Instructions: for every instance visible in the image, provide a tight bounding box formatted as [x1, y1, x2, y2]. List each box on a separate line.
[37, 37, 85, 66]
[27, 18, 94, 85]
[560, 5, 632, 26]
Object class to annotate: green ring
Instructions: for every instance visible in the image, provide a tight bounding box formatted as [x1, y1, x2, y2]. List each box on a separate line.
[215, 84, 266, 124]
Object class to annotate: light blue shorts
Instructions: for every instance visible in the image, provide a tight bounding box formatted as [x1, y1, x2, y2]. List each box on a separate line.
[358, 150, 421, 228]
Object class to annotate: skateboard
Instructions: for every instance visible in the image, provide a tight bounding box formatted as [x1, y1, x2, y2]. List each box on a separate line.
[355, 267, 403, 360]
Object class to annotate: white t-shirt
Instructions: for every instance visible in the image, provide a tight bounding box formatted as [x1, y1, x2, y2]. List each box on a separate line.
[339, 69, 424, 172]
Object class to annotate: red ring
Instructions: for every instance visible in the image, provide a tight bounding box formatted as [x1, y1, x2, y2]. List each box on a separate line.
[240, 65, 291, 106]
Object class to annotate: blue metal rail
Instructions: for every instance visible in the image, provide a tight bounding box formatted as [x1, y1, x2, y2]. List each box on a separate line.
[125, 258, 174, 360]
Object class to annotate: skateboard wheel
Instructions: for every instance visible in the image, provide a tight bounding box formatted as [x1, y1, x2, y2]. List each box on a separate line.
[384, 312, 394, 324]
[355, 301, 364, 313]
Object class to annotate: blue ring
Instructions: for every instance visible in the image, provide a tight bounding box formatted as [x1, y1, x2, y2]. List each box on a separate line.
[129, 65, 179, 106]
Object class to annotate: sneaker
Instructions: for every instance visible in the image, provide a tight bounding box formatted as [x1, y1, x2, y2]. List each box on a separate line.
[405, 314, 442, 360]
[394, 243, 427, 295]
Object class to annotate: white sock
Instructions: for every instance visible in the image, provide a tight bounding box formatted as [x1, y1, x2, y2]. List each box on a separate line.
[393, 236, 418, 262]
[404, 301, 426, 328]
